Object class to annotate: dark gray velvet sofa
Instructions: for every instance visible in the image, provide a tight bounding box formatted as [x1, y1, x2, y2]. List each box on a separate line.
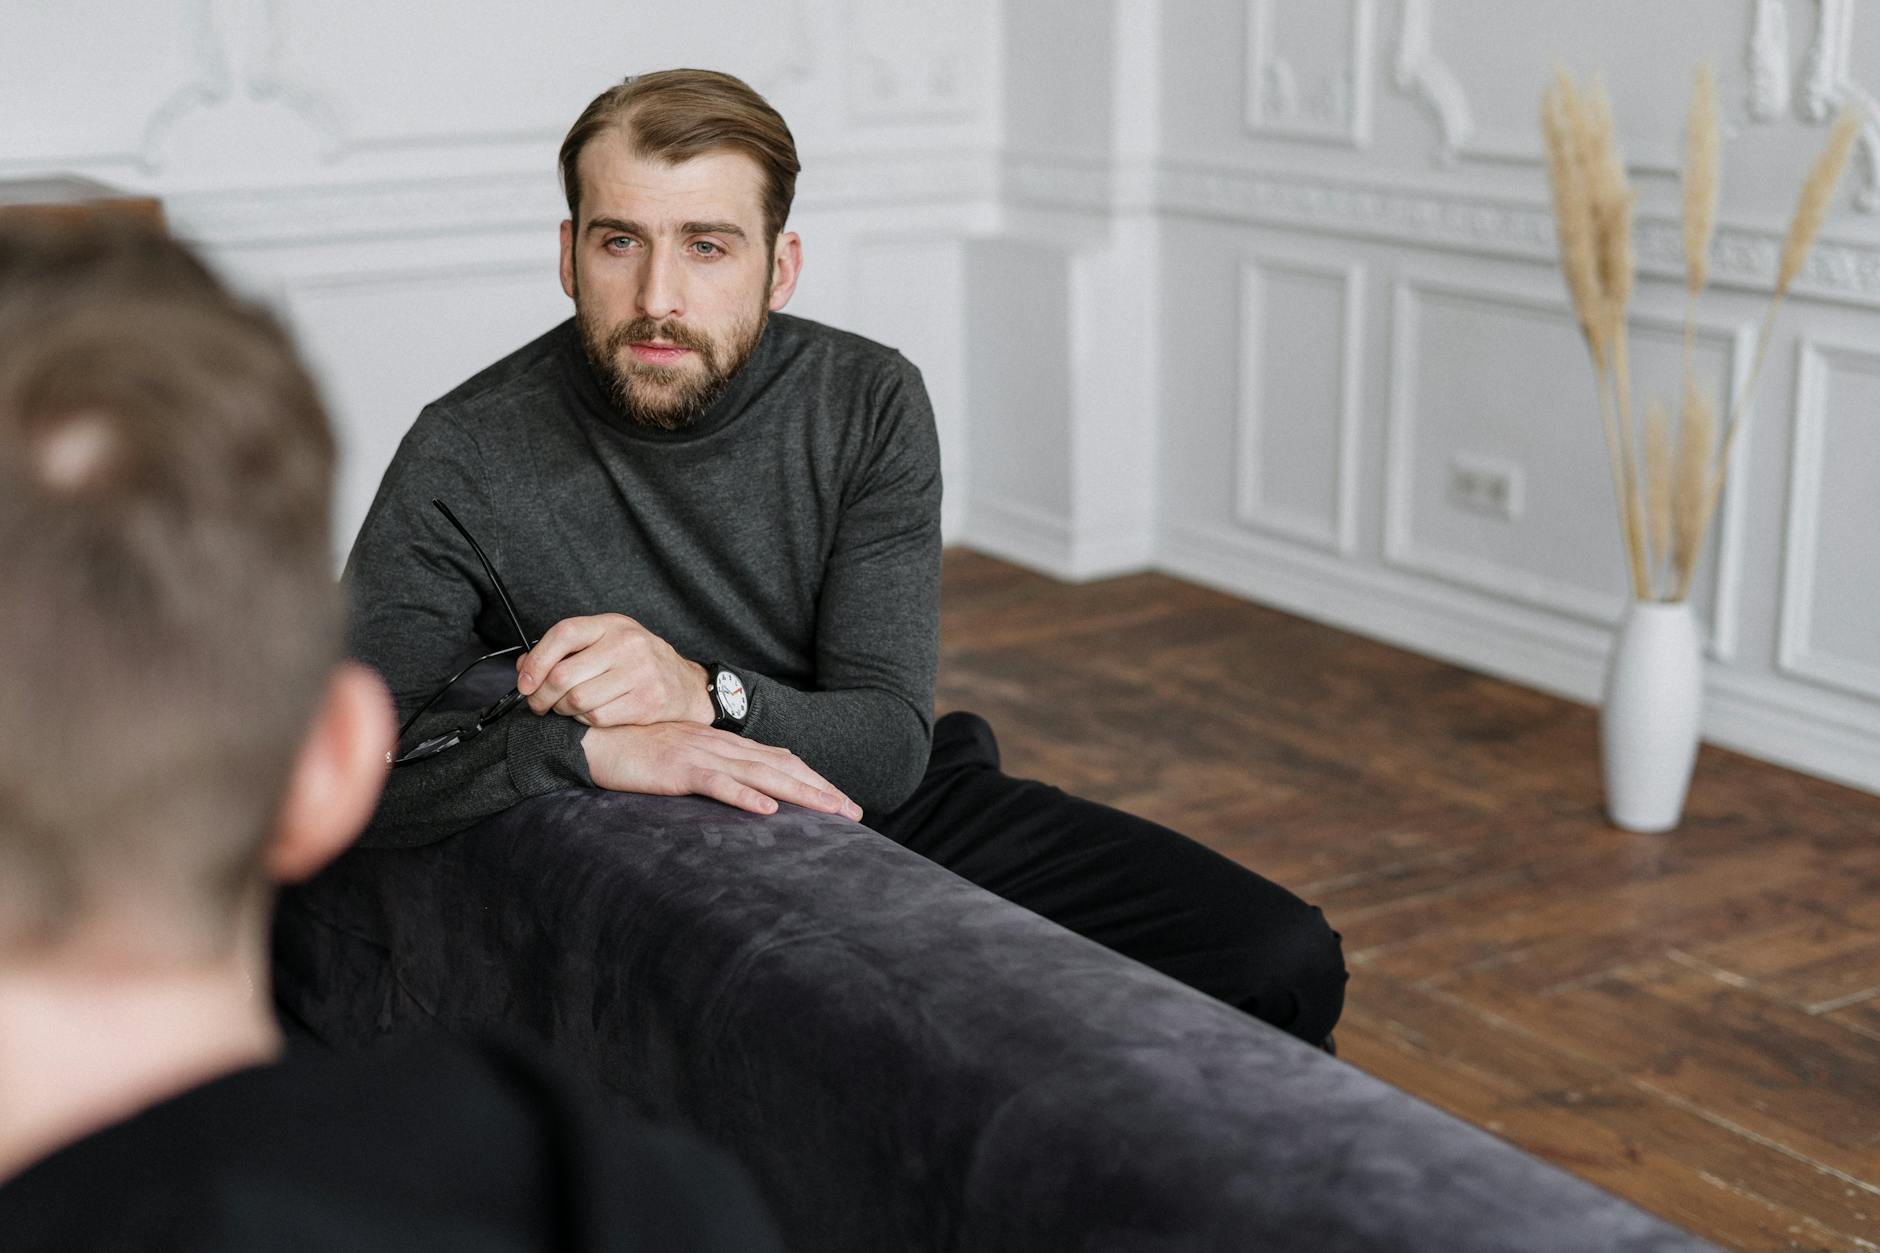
[275, 787, 1713, 1252]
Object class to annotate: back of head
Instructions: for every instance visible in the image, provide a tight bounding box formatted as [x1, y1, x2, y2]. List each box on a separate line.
[0, 222, 338, 962]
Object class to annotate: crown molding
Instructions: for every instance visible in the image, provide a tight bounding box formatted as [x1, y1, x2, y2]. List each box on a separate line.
[1146, 159, 1880, 308]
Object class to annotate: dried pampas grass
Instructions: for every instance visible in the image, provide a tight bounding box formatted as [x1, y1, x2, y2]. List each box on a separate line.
[1543, 71, 1605, 364]
[1778, 109, 1860, 294]
[1682, 65, 1720, 298]
[1672, 375, 1716, 598]
[1541, 66, 1858, 604]
[1540, 69, 1648, 598]
[1644, 396, 1673, 579]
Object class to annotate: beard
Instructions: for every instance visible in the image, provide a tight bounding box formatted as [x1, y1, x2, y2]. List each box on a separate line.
[574, 285, 769, 432]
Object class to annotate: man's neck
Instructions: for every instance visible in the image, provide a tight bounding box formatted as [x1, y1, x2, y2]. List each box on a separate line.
[0, 948, 281, 1184]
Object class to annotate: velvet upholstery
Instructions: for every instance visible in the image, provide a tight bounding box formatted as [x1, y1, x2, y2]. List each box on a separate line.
[275, 790, 1714, 1252]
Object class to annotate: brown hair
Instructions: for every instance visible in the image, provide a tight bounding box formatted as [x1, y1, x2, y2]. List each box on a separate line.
[0, 222, 340, 958]
[558, 68, 801, 246]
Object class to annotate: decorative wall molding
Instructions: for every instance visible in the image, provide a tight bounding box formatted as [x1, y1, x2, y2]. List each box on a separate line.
[1235, 253, 1364, 554]
[246, 0, 350, 161]
[1148, 159, 1880, 307]
[1392, 0, 1688, 174]
[1777, 337, 1880, 700]
[995, 153, 1880, 304]
[1799, 0, 1880, 211]
[165, 171, 566, 247]
[242, 0, 820, 161]
[1748, 0, 1794, 122]
[1382, 272, 1749, 659]
[135, 0, 233, 171]
[999, 151, 1119, 214]
[1244, 0, 1377, 149]
[165, 149, 996, 247]
[1390, 0, 1472, 163]
[847, 0, 979, 124]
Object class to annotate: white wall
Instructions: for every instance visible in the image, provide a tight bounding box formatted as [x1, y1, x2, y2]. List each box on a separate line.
[1136, 0, 1880, 794]
[0, 0, 1001, 553]
[9, 0, 1880, 796]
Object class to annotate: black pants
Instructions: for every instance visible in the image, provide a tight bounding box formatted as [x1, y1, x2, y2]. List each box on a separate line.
[875, 711, 1347, 1047]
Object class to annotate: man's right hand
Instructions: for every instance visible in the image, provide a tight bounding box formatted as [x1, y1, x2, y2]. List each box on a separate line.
[580, 722, 865, 821]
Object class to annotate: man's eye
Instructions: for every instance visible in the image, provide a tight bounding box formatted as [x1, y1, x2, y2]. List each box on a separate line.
[690, 241, 723, 257]
[604, 237, 637, 252]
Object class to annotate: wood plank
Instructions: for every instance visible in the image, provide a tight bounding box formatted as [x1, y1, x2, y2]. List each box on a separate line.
[935, 549, 1880, 1252]
[1342, 1019, 1875, 1252]
[1345, 976, 1880, 1247]
[1461, 961, 1880, 1174]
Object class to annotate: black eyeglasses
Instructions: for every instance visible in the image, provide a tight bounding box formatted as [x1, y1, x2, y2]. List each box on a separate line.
[389, 499, 537, 767]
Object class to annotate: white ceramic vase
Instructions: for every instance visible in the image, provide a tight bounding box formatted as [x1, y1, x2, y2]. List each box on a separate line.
[1600, 600, 1703, 833]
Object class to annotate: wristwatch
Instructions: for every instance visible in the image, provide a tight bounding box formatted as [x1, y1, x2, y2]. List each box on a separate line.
[704, 662, 749, 733]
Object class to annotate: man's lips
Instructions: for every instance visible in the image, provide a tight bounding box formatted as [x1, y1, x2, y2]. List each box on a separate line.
[628, 341, 692, 365]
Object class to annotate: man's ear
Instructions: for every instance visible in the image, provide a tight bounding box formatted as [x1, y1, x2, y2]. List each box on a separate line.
[265, 662, 395, 885]
[768, 231, 802, 312]
[559, 218, 577, 300]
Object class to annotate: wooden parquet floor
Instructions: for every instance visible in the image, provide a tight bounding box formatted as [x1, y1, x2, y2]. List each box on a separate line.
[935, 549, 1880, 1253]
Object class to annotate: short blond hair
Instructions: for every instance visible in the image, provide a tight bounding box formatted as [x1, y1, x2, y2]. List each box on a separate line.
[0, 223, 340, 957]
[559, 68, 801, 245]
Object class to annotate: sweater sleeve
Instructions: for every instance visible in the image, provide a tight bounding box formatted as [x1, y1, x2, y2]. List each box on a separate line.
[737, 358, 942, 818]
[345, 409, 593, 848]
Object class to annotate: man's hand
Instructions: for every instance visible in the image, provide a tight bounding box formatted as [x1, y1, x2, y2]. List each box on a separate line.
[582, 722, 864, 820]
[517, 613, 715, 727]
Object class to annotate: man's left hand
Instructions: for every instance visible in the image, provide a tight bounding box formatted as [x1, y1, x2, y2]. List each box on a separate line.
[516, 613, 715, 727]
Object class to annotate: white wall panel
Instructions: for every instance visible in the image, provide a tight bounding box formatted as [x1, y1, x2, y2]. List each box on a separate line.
[1235, 254, 1362, 552]
[1397, 0, 1750, 172]
[1243, 0, 1376, 148]
[1779, 339, 1880, 699]
[1383, 272, 1745, 653]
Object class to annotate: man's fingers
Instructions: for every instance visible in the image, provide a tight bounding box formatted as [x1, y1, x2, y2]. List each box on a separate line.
[726, 759, 853, 816]
[554, 672, 639, 721]
[693, 769, 779, 816]
[517, 615, 612, 695]
[725, 747, 843, 805]
[525, 648, 611, 715]
[682, 731, 859, 817]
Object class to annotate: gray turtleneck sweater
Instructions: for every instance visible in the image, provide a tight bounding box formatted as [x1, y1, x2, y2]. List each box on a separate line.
[344, 313, 942, 848]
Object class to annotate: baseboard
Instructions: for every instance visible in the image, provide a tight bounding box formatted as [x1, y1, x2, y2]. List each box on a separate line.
[1705, 670, 1880, 795]
[1159, 519, 1610, 704]
[1157, 519, 1880, 798]
[963, 497, 1153, 582]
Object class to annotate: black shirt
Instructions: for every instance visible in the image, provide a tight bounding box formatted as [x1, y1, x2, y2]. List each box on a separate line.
[0, 1035, 782, 1252]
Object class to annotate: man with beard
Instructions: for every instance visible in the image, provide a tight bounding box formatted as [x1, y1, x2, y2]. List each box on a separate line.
[348, 69, 1346, 1049]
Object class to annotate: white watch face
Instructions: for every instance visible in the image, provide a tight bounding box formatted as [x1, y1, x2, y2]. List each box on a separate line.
[715, 669, 748, 720]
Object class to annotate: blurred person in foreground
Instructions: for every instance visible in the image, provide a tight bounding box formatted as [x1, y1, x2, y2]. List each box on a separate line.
[0, 221, 781, 1252]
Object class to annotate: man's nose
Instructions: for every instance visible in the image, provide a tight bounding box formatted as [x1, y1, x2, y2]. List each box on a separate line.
[637, 244, 684, 321]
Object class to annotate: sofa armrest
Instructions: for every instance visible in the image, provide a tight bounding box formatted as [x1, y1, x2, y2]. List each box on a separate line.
[276, 789, 1712, 1252]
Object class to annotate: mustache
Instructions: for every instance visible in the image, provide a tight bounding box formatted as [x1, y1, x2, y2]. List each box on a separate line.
[604, 317, 715, 359]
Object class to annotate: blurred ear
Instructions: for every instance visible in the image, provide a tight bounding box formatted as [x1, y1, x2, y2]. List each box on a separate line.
[265, 662, 394, 884]
[559, 218, 577, 301]
[767, 231, 802, 312]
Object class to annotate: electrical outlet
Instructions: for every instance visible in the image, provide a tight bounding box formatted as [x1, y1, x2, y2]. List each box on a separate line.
[1447, 455, 1523, 521]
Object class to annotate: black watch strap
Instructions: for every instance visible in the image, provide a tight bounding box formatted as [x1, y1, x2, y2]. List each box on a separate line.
[704, 662, 749, 733]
